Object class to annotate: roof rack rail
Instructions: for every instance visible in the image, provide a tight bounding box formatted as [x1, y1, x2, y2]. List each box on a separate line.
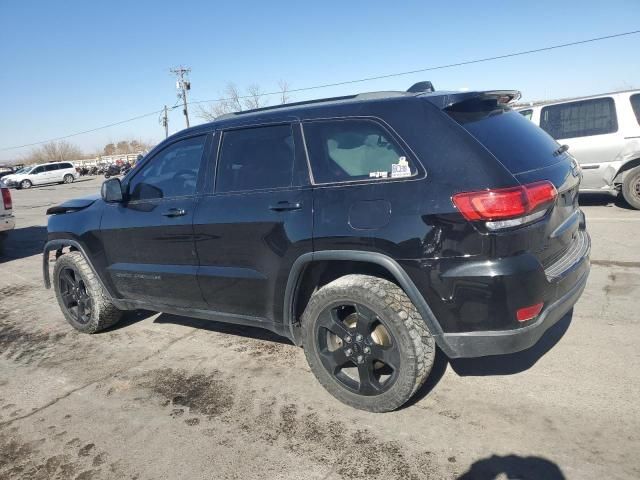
[215, 90, 412, 120]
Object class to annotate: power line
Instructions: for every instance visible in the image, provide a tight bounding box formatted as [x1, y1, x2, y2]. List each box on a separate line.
[2, 29, 638, 152]
[188, 29, 640, 107]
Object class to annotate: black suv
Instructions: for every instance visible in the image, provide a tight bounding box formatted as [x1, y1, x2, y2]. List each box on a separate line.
[44, 83, 590, 412]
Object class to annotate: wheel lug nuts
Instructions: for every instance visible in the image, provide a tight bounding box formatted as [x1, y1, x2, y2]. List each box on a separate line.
[355, 334, 363, 342]
[363, 346, 371, 354]
[345, 348, 353, 356]
[344, 335, 352, 343]
[357, 355, 364, 364]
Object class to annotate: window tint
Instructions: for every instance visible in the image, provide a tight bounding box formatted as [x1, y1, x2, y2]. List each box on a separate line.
[519, 109, 533, 120]
[44, 164, 58, 171]
[60, 163, 73, 169]
[31, 167, 43, 174]
[540, 97, 617, 139]
[216, 125, 294, 193]
[303, 119, 413, 183]
[630, 94, 640, 126]
[128, 135, 206, 201]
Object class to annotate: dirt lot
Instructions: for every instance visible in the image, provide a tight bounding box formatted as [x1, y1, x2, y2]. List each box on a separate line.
[1, 177, 639, 480]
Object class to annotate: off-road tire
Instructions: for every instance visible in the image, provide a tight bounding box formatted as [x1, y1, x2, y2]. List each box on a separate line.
[63, 174, 74, 184]
[622, 166, 640, 210]
[302, 274, 435, 412]
[20, 179, 32, 189]
[53, 251, 123, 333]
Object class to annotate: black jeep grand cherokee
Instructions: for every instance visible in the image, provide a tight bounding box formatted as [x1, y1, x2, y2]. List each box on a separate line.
[44, 83, 590, 412]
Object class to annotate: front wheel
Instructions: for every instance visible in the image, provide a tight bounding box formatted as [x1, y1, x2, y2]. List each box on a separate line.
[63, 174, 74, 184]
[302, 275, 435, 412]
[622, 166, 640, 210]
[53, 251, 123, 333]
[20, 179, 32, 189]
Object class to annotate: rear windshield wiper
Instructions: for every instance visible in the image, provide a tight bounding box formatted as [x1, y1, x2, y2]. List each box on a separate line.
[553, 144, 569, 157]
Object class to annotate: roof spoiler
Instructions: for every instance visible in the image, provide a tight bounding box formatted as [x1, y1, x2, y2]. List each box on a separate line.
[407, 81, 435, 93]
[422, 89, 522, 109]
[480, 90, 522, 104]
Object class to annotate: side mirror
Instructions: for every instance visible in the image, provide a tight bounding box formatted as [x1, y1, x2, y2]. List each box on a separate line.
[101, 178, 124, 203]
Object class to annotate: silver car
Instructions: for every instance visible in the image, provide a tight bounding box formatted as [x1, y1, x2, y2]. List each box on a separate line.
[518, 90, 640, 209]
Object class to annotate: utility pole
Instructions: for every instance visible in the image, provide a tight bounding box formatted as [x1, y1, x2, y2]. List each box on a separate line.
[161, 105, 169, 138]
[170, 66, 191, 128]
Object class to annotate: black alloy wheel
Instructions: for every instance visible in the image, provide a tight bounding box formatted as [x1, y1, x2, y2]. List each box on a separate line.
[58, 266, 92, 325]
[315, 302, 400, 396]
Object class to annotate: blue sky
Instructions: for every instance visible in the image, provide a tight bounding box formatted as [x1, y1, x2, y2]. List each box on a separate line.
[1, 0, 639, 161]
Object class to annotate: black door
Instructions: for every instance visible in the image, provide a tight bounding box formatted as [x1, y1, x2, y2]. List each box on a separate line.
[193, 123, 313, 322]
[100, 134, 210, 308]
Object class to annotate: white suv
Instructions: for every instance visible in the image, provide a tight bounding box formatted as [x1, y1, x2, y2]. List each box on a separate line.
[3, 162, 79, 189]
[518, 90, 640, 209]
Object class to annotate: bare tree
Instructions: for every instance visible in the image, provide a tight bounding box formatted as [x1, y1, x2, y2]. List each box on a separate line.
[103, 143, 116, 156]
[25, 140, 83, 164]
[116, 141, 130, 154]
[197, 80, 290, 121]
[243, 84, 268, 110]
[278, 79, 291, 105]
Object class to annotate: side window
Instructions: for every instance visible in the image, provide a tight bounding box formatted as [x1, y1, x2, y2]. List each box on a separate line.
[303, 119, 415, 184]
[45, 164, 58, 171]
[216, 124, 294, 193]
[60, 163, 73, 169]
[630, 94, 640, 126]
[540, 97, 617, 139]
[31, 166, 43, 174]
[519, 109, 533, 120]
[128, 135, 206, 201]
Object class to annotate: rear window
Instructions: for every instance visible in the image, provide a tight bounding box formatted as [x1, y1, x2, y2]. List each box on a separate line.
[540, 97, 617, 139]
[447, 99, 564, 174]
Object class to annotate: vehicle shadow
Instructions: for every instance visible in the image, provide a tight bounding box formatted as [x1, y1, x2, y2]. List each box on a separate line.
[449, 310, 573, 376]
[456, 454, 565, 479]
[405, 310, 573, 408]
[579, 192, 633, 210]
[153, 313, 294, 345]
[0, 225, 47, 263]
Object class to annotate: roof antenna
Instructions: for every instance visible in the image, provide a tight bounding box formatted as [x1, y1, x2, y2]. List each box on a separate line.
[407, 81, 435, 93]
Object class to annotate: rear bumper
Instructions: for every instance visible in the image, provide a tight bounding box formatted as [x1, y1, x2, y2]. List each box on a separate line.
[439, 264, 589, 358]
[0, 214, 15, 233]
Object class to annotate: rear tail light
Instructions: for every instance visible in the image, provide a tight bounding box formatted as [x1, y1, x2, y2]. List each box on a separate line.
[1, 188, 11, 210]
[516, 302, 544, 322]
[452, 181, 557, 229]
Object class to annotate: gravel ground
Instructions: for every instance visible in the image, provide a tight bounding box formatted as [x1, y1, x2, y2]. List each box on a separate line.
[0, 177, 639, 480]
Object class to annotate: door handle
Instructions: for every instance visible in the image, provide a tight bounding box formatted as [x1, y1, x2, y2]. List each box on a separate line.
[162, 208, 186, 217]
[269, 201, 302, 212]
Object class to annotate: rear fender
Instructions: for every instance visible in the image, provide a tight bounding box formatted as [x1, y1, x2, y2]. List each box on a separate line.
[283, 250, 451, 354]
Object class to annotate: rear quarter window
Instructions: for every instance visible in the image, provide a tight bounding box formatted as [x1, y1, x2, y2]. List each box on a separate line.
[540, 97, 617, 139]
[303, 119, 416, 184]
[630, 94, 640, 126]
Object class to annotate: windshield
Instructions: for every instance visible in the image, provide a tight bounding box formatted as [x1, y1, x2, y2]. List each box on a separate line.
[15, 166, 33, 174]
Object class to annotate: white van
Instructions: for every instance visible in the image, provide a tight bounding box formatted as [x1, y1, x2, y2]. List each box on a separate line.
[518, 90, 640, 209]
[3, 162, 79, 189]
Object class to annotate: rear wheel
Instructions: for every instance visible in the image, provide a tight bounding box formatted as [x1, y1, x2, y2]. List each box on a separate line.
[53, 251, 123, 333]
[622, 167, 640, 210]
[20, 179, 32, 189]
[302, 274, 435, 412]
[63, 174, 74, 184]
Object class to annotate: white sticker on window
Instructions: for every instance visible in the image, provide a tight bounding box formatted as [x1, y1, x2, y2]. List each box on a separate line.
[369, 171, 388, 178]
[391, 157, 411, 178]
